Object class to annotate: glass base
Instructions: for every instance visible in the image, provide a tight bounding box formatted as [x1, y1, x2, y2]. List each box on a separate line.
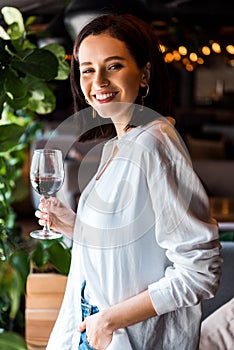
[30, 229, 63, 240]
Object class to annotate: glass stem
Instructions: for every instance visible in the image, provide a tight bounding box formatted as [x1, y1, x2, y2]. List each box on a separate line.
[43, 222, 50, 234]
[43, 196, 50, 235]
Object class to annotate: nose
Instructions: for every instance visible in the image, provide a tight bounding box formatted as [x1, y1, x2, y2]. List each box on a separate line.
[93, 69, 109, 89]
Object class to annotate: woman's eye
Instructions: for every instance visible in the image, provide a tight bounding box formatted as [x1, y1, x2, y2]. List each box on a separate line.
[81, 68, 93, 74]
[108, 63, 123, 70]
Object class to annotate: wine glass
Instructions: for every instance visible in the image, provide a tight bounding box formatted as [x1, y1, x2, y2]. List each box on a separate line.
[30, 149, 64, 239]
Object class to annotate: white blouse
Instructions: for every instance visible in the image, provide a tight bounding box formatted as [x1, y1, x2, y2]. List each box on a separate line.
[47, 118, 222, 350]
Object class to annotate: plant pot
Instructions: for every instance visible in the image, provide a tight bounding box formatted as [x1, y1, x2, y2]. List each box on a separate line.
[25, 273, 67, 350]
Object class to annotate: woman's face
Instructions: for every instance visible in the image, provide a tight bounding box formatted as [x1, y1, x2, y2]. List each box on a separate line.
[78, 33, 148, 120]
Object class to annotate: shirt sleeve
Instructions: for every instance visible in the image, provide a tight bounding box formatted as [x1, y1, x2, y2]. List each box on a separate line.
[145, 123, 222, 315]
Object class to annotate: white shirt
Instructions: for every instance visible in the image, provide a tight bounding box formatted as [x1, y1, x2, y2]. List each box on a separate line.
[47, 117, 222, 350]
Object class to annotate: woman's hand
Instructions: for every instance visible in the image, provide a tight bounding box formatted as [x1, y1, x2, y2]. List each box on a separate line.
[78, 311, 113, 350]
[35, 196, 76, 237]
[78, 289, 157, 349]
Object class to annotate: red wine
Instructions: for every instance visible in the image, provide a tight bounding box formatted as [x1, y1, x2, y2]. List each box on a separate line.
[31, 176, 63, 196]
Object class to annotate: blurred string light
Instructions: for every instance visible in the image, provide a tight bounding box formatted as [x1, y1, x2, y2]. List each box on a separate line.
[189, 52, 198, 62]
[154, 23, 234, 71]
[211, 41, 221, 53]
[159, 40, 234, 71]
[226, 45, 234, 54]
[178, 46, 187, 56]
[202, 46, 211, 55]
[173, 50, 181, 61]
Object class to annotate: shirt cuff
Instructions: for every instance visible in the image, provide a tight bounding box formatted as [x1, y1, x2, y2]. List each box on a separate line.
[148, 278, 178, 315]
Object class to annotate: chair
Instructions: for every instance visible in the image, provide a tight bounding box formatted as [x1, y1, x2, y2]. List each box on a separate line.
[201, 241, 234, 320]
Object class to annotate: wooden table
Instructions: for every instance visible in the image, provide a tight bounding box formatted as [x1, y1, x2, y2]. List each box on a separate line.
[210, 197, 234, 232]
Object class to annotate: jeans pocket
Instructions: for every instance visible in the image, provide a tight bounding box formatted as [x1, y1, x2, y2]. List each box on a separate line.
[79, 331, 96, 350]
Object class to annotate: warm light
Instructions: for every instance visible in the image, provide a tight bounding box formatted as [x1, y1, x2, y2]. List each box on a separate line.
[226, 45, 234, 55]
[222, 199, 229, 215]
[64, 55, 72, 61]
[159, 44, 166, 53]
[197, 57, 204, 64]
[212, 42, 221, 53]
[173, 50, 181, 61]
[189, 52, 198, 62]
[185, 63, 194, 72]
[164, 52, 174, 63]
[182, 57, 189, 65]
[202, 46, 211, 55]
[178, 46, 187, 55]
[229, 59, 234, 67]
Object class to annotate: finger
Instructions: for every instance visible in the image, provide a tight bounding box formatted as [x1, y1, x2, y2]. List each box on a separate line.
[40, 196, 53, 209]
[35, 209, 48, 219]
[78, 320, 86, 333]
[48, 197, 58, 207]
[35, 210, 42, 218]
[38, 218, 47, 227]
[35, 210, 48, 228]
[40, 196, 46, 204]
[38, 202, 47, 212]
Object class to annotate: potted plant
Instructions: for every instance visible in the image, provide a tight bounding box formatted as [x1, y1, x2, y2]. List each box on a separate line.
[0, 6, 71, 348]
[0, 331, 28, 350]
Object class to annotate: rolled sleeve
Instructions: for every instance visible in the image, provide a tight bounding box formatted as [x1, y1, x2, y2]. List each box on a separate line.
[145, 125, 222, 315]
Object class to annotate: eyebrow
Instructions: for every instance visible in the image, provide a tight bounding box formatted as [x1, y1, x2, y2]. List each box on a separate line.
[80, 56, 125, 66]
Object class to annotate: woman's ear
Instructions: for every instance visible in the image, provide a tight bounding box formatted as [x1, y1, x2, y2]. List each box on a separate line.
[140, 62, 151, 87]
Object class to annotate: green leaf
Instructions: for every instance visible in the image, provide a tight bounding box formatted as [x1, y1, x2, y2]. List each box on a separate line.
[0, 25, 10, 40]
[0, 261, 22, 319]
[0, 124, 25, 152]
[11, 49, 58, 80]
[9, 250, 30, 291]
[43, 43, 70, 80]
[28, 85, 56, 114]
[19, 119, 43, 144]
[8, 268, 22, 319]
[20, 76, 56, 114]
[4, 67, 28, 99]
[14, 48, 35, 60]
[11, 175, 29, 202]
[0, 69, 7, 116]
[25, 15, 36, 29]
[0, 331, 27, 350]
[1, 7, 25, 40]
[5, 95, 30, 111]
[47, 241, 71, 275]
[31, 241, 49, 269]
[2, 111, 31, 127]
[0, 97, 5, 117]
[22, 39, 36, 50]
[0, 69, 6, 96]
[0, 38, 11, 66]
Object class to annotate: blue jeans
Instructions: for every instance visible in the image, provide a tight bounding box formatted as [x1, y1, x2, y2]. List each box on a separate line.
[79, 281, 99, 350]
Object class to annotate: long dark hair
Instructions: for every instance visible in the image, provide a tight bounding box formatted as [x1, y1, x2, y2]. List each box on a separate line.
[70, 14, 173, 140]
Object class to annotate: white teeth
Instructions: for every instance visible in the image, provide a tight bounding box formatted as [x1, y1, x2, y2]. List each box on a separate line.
[95, 92, 115, 100]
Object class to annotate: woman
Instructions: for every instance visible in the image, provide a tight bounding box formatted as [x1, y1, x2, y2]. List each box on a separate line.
[36, 14, 222, 350]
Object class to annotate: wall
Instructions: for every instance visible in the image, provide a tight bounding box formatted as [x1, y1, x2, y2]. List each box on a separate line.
[195, 55, 234, 105]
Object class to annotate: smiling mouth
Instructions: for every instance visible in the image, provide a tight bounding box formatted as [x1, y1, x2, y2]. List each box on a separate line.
[94, 92, 118, 102]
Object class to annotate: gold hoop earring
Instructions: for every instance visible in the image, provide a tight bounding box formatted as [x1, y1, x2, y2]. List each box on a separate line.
[140, 84, 149, 111]
[85, 99, 90, 105]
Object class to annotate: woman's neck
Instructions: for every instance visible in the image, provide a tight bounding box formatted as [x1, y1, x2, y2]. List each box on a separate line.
[111, 103, 135, 138]
[114, 122, 133, 139]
